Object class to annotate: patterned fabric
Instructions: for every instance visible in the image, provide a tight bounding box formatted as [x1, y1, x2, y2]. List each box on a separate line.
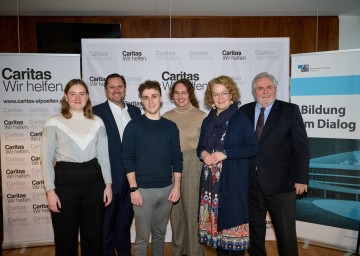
[199, 162, 250, 251]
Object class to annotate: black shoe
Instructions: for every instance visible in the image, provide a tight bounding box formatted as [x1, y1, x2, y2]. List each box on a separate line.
[230, 250, 245, 256]
[216, 248, 229, 256]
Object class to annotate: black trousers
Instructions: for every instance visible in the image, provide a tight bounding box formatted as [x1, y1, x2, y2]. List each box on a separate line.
[103, 178, 133, 256]
[51, 158, 105, 256]
[248, 174, 298, 256]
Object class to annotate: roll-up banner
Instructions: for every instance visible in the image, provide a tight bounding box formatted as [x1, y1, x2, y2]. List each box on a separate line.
[0, 53, 81, 248]
[291, 49, 360, 252]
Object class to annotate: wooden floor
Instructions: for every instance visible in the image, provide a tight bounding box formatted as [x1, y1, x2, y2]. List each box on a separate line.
[2, 241, 353, 256]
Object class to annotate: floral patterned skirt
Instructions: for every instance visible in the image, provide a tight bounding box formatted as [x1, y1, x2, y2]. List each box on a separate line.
[198, 162, 250, 251]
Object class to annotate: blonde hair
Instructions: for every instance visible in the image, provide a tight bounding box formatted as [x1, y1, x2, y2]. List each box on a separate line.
[204, 75, 240, 108]
[61, 79, 94, 119]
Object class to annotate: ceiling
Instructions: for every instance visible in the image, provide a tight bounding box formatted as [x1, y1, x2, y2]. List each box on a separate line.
[1, 0, 360, 17]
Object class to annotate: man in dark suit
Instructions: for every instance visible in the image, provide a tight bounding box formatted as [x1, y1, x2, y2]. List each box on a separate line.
[93, 73, 141, 256]
[240, 72, 309, 256]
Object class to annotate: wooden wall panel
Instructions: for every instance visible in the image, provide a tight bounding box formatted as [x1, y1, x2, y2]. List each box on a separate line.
[0, 17, 20, 53]
[0, 16, 338, 54]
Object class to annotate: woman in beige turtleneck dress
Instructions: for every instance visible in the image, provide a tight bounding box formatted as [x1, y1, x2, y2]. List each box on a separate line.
[163, 79, 207, 256]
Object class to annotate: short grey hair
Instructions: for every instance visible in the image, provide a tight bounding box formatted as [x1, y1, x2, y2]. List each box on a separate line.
[251, 72, 278, 97]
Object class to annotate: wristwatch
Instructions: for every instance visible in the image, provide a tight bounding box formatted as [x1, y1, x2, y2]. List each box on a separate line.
[130, 186, 139, 192]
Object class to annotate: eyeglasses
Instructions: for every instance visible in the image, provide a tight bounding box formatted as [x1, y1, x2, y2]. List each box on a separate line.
[212, 91, 230, 99]
[173, 91, 188, 97]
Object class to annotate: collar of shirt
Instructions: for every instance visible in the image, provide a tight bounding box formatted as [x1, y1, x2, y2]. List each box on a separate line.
[108, 100, 131, 139]
[108, 100, 128, 111]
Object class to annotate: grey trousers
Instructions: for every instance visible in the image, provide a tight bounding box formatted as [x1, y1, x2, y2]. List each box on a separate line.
[133, 185, 173, 256]
[170, 150, 205, 256]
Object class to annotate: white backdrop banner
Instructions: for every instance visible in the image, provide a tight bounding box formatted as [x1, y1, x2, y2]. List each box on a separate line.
[82, 38, 289, 241]
[81, 38, 290, 113]
[291, 49, 360, 252]
[0, 53, 81, 247]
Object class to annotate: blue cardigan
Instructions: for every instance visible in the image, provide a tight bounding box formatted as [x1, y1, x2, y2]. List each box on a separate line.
[197, 109, 258, 231]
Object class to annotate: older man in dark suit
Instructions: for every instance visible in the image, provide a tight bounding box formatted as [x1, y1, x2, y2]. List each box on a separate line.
[240, 72, 309, 256]
[93, 73, 141, 256]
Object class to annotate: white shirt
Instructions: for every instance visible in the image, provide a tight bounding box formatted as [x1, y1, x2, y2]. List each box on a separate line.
[108, 100, 132, 140]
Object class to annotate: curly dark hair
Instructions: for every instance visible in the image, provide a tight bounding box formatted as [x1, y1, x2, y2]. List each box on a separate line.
[168, 79, 199, 108]
[138, 80, 162, 98]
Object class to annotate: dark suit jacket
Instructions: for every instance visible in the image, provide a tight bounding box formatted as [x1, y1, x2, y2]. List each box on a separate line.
[93, 101, 141, 194]
[240, 99, 309, 195]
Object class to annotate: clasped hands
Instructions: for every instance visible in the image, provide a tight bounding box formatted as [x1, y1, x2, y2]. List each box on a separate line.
[201, 151, 226, 166]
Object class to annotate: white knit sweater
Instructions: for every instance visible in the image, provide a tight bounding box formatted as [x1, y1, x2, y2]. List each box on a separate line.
[40, 112, 112, 191]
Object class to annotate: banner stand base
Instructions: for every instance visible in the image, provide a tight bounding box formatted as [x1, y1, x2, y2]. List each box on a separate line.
[2, 240, 54, 250]
[302, 240, 310, 249]
[298, 238, 355, 254]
